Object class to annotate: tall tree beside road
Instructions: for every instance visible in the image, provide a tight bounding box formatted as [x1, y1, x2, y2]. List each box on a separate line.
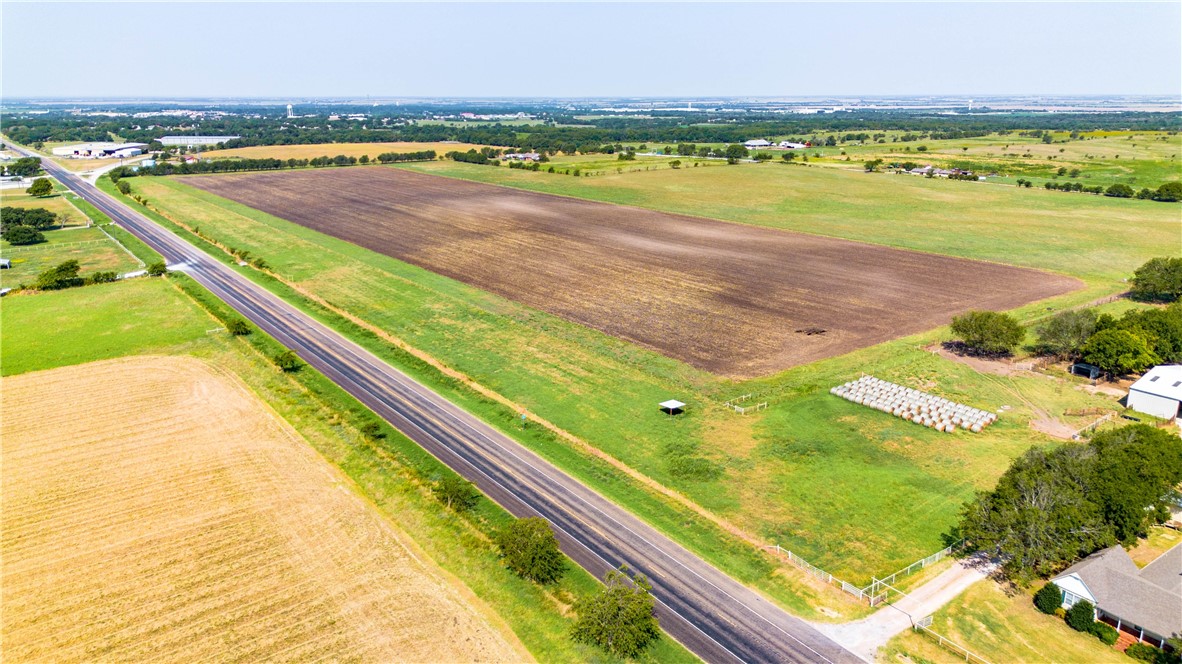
[494, 517, 567, 584]
[572, 566, 661, 658]
[27, 177, 53, 197]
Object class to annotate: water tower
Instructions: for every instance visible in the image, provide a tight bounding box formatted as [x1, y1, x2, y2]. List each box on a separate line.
[286, 104, 294, 119]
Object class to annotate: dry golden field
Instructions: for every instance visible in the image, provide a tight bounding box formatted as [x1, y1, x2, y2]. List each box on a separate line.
[199, 141, 483, 160]
[1, 356, 527, 663]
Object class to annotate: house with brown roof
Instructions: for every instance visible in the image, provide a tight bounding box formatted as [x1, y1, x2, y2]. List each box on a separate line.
[1051, 544, 1181, 649]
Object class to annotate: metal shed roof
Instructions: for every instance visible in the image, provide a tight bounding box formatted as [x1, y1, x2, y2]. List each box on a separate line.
[1129, 365, 1182, 401]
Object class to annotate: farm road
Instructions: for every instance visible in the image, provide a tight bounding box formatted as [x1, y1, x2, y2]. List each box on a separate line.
[19, 153, 862, 663]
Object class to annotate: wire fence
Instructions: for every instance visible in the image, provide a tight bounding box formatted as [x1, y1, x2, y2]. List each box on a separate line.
[914, 619, 993, 664]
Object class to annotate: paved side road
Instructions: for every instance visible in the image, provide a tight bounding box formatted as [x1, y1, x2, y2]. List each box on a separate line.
[818, 555, 997, 661]
[20, 146, 862, 664]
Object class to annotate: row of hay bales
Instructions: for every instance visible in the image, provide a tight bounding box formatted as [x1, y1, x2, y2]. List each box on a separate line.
[830, 375, 998, 433]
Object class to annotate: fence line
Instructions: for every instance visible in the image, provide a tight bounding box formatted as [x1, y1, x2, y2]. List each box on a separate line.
[96, 224, 145, 267]
[914, 620, 992, 664]
[869, 539, 965, 597]
[2, 239, 107, 253]
[724, 393, 769, 415]
[765, 539, 965, 605]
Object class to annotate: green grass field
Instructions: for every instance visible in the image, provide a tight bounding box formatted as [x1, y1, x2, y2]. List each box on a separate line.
[0, 279, 211, 375]
[397, 158, 1177, 293]
[0, 272, 695, 663]
[121, 171, 1149, 595]
[0, 225, 144, 286]
[881, 580, 1126, 664]
[1, 184, 88, 225]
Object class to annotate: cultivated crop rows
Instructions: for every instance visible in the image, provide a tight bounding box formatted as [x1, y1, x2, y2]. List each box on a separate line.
[1, 357, 522, 663]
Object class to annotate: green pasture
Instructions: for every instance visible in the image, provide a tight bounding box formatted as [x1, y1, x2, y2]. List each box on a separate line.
[0, 278, 212, 375]
[0, 225, 143, 286]
[123, 174, 1142, 593]
[399, 158, 1177, 292]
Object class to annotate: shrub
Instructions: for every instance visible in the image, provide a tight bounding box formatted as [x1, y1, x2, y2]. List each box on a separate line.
[431, 475, 480, 512]
[358, 419, 385, 440]
[1065, 599, 1095, 631]
[145, 262, 167, 276]
[1034, 582, 1062, 614]
[4, 226, 45, 245]
[272, 349, 303, 372]
[949, 310, 1025, 355]
[1105, 183, 1135, 198]
[86, 271, 118, 284]
[226, 318, 251, 335]
[33, 259, 84, 290]
[1054, 607, 1066, 619]
[1088, 620, 1118, 645]
[1125, 643, 1164, 663]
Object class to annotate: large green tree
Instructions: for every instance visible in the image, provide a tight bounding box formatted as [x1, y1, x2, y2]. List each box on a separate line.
[1130, 257, 1182, 303]
[4, 226, 45, 245]
[571, 566, 661, 659]
[27, 177, 53, 197]
[950, 310, 1026, 355]
[33, 259, 83, 290]
[1089, 425, 1182, 543]
[1036, 309, 1097, 359]
[494, 517, 567, 584]
[1080, 328, 1158, 376]
[960, 424, 1182, 582]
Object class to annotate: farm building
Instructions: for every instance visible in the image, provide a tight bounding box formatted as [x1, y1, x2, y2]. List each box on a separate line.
[744, 139, 772, 149]
[1126, 365, 1182, 420]
[157, 135, 241, 147]
[51, 142, 148, 158]
[778, 141, 808, 149]
[1050, 544, 1181, 650]
[501, 152, 542, 161]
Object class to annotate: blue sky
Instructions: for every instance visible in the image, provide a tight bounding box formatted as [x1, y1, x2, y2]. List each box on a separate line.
[3, 2, 1180, 98]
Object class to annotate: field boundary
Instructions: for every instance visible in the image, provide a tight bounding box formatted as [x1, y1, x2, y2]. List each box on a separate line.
[765, 539, 966, 604]
[914, 617, 993, 664]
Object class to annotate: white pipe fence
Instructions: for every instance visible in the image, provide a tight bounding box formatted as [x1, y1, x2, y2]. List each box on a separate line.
[764, 539, 965, 605]
[914, 620, 993, 664]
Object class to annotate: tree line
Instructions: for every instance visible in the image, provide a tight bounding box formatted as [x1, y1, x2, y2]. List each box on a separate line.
[961, 423, 1182, 582]
[947, 257, 1182, 377]
[6, 109, 1178, 154]
[0, 205, 58, 245]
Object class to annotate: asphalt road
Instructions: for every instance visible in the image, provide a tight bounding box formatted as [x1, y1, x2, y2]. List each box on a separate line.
[25, 150, 862, 664]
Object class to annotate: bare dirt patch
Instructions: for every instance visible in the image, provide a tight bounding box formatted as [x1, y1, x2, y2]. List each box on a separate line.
[182, 168, 1081, 378]
[1, 356, 525, 663]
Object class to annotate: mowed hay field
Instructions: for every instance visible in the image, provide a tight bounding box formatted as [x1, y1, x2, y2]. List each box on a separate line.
[181, 168, 1079, 378]
[0, 356, 525, 663]
[198, 141, 485, 160]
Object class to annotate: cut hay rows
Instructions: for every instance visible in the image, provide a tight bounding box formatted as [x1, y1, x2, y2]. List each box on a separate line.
[1, 356, 524, 663]
[830, 375, 998, 433]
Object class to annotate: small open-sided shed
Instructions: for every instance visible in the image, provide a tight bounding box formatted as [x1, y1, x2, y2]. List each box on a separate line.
[659, 399, 686, 415]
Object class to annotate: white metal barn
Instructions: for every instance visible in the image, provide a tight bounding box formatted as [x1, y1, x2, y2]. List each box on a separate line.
[1126, 365, 1182, 420]
[157, 136, 241, 147]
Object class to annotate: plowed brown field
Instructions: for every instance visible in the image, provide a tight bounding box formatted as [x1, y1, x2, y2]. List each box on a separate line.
[183, 168, 1081, 377]
[0, 356, 526, 663]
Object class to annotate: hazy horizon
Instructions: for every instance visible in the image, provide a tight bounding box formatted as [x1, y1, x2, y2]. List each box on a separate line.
[3, 2, 1180, 99]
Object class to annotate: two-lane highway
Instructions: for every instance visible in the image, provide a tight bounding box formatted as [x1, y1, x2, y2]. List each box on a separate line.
[25, 148, 861, 664]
